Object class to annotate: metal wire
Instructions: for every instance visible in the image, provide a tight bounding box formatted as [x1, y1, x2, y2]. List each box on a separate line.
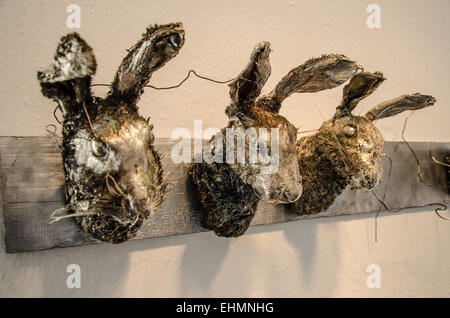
[91, 69, 238, 90]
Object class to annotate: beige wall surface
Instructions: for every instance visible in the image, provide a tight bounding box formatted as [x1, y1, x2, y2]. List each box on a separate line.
[0, 0, 449, 297]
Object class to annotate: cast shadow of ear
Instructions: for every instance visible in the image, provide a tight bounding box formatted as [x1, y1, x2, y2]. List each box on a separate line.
[280, 205, 341, 296]
[177, 171, 231, 296]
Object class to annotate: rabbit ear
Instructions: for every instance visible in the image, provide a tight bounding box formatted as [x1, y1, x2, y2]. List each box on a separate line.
[258, 54, 361, 113]
[335, 71, 385, 118]
[365, 93, 436, 121]
[226, 42, 271, 117]
[108, 23, 185, 108]
[37, 32, 96, 116]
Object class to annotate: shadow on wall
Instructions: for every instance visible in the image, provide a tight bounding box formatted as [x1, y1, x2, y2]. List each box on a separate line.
[179, 234, 231, 296]
[0, 208, 198, 297]
[282, 215, 342, 297]
[0, 210, 352, 297]
[178, 210, 348, 297]
[1, 203, 432, 297]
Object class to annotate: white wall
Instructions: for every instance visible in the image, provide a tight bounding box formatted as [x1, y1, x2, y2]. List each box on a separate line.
[0, 0, 449, 297]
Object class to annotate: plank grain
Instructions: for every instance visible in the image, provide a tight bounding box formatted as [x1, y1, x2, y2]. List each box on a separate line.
[1, 136, 449, 253]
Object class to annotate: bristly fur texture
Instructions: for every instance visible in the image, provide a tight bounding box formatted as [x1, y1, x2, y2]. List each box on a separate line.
[290, 71, 436, 215]
[190, 42, 362, 237]
[38, 23, 185, 243]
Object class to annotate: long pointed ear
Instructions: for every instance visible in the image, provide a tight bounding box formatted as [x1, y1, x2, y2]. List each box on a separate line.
[257, 54, 361, 113]
[365, 93, 436, 121]
[108, 23, 185, 107]
[225, 42, 271, 117]
[37, 33, 96, 116]
[334, 71, 385, 118]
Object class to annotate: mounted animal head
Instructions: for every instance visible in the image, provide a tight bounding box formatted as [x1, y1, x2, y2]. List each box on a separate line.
[38, 23, 185, 243]
[293, 71, 436, 215]
[225, 42, 362, 203]
[190, 42, 361, 237]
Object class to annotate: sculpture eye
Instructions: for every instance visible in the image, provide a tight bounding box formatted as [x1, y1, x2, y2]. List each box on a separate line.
[91, 139, 108, 158]
[344, 126, 356, 137]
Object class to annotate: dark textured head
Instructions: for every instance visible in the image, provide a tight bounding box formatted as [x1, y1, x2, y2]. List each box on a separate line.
[312, 71, 436, 191]
[38, 23, 185, 242]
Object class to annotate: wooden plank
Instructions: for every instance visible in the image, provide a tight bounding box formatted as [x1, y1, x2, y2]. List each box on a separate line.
[1, 137, 449, 253]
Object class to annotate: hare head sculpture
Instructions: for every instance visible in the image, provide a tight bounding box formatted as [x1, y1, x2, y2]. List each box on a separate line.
[190, 42, 361, 237]
[38, 23, 185, 243]
[291, 71, 436, 215]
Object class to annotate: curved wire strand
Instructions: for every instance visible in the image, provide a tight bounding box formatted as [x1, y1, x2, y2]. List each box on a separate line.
[91, 69, 237, 90]
[90, 69, 258, 90]
[401, 112, 432, 186]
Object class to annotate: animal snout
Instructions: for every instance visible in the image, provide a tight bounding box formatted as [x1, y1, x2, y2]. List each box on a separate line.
[268, 183, 303, 204]
[114, 166, 155, 217]
[281, 187, 303, 203]
[362, 173, 380, 190]
[128, 196, 152, 218]
[351, 169, 381, 191]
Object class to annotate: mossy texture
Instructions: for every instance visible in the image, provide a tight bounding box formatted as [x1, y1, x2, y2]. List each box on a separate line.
[290, 71, 436, 215]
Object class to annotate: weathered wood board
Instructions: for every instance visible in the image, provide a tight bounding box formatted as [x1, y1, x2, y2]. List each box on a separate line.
[1, 137, 449, 253]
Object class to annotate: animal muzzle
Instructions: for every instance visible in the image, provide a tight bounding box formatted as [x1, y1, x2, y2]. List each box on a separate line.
[270, 158, 303, 203]
[267, 183, 303, 203]
[350, 168, 381, 191]
[111, 170, 155, 219]
[281, 186, 303, 203]
[127, 196, 153, 218]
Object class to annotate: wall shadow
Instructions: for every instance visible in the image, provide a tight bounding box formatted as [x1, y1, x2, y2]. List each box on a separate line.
[178, 233, 231, 297]
[282, 214, 341, 297]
